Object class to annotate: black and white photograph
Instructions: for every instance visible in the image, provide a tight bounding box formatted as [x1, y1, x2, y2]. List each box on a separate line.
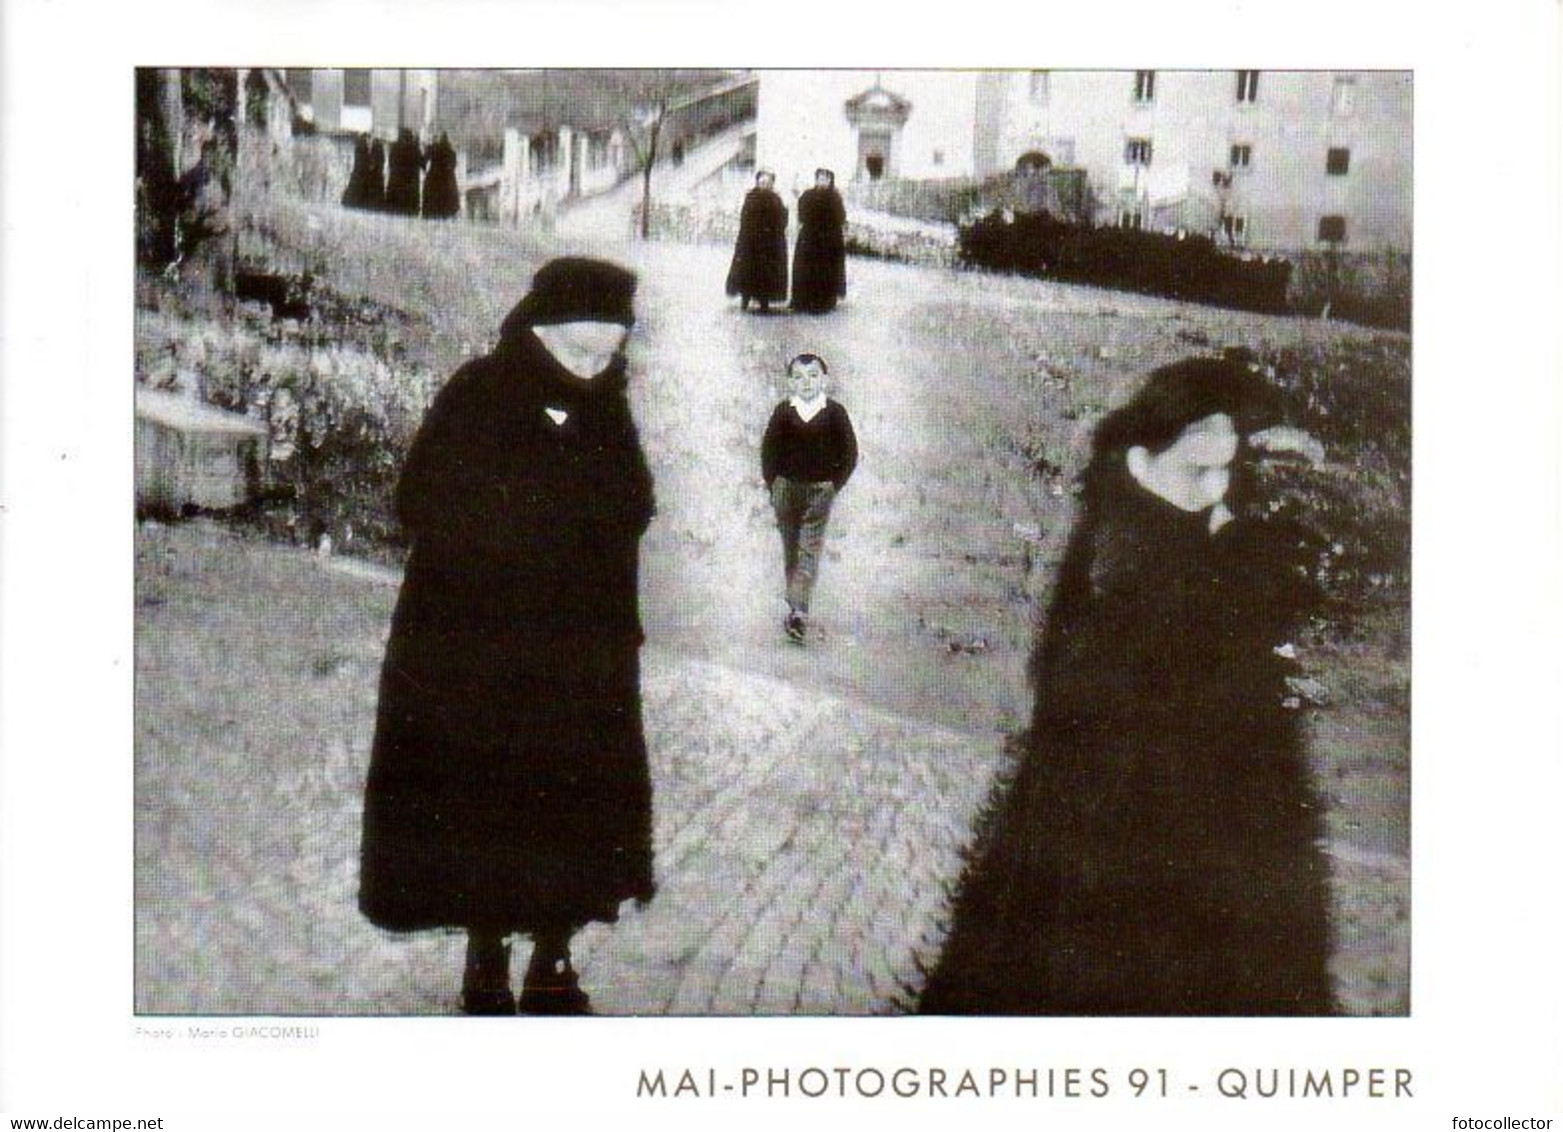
[2, 1, 1561, 1128]
[127, 64, 1412, 1020]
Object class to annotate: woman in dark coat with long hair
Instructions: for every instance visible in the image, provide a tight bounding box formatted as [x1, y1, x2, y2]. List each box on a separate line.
[360, 258, 657, 1015]
[790, 168, 847, 314]
[920, 357, 1335, 1016]
[725, 170, 788, 312]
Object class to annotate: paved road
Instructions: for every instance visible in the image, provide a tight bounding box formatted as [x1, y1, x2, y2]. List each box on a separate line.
[134, 524, 1005, 1016]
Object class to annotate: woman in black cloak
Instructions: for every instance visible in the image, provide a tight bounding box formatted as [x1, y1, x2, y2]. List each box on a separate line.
[920, 356, 1335, 1016]
[359, 258, 657, 1015]
[790, 168, 847, 314]
[385, 128, 425, 216]
[421, 131, 461, 220]
[365, 135, 388, 211]
[725, 170, 788, 312]
[341, 134, 373, 209]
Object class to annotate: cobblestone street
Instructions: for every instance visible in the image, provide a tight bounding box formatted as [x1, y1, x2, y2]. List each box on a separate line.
[134, 524, 1005, 1015]
[578, 657, 1000, 1015]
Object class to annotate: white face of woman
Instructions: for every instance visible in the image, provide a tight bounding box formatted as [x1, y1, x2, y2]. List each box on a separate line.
[1127, 412, 1239, 514]
[533, 321, 630, 382]
[815, 171, 832, 189]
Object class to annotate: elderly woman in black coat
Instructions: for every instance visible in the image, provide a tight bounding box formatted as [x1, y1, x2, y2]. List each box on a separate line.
[726, 170, 789, 313]
[341, 134, 374, 210]
[359, 258, 657, 1015]
[790, 168, 847, 314]
[385, 128, 425, 216]
[420, 131, 460, 220]
[920, 356, 1334, 1016]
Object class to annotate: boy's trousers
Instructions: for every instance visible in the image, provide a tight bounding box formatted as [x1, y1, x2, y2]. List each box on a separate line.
[769, 476, 837, 613]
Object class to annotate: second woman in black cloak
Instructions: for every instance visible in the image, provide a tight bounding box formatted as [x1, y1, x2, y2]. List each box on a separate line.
[359, 257, 657, 1015]
[384, 128, 425, 216]
[365, 136, 388, 210]
[725, 170, 788, 312]
[920, 357, 1335, 1017]
[790, 168, 847, 314]
[421, 131, 460, 220]
[341, 133, 374, 210]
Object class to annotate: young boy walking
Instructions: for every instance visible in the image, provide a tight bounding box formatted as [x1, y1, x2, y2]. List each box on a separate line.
[761, 353, 859, 643]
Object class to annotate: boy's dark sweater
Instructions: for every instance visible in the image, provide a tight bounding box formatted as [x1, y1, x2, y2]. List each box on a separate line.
[761, 398, 859, 490]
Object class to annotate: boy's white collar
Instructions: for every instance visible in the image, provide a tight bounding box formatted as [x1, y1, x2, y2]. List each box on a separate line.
[790, 394, 827, 421]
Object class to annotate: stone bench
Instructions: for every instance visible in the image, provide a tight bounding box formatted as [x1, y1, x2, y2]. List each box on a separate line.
[135, 388, 269, 515]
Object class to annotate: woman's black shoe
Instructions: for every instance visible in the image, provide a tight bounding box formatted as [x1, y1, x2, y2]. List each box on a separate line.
[459, 987, 517, 1016]
[461, 931, 514, 1015]
[518, 965, 591, 1015]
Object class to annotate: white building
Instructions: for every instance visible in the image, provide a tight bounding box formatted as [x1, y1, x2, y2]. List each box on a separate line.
[284, 68, 439, 140]
[756, 69, 1412, 253]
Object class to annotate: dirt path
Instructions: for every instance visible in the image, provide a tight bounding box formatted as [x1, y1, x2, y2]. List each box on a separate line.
[630, 241, 1035, 739]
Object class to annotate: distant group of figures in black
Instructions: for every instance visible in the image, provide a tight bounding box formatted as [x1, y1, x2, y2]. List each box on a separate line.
[726, 168, 847, 315]
[342, 128, 460, 220]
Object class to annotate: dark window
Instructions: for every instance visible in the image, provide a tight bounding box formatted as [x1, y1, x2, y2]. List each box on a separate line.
[1230, 143, 1252, 169]
[1318, 215, 1347, 243]
[1133, 70, 1156, 103]
[284, 68, 313, 102]
[1327, 147, 1351, 175]
[1236, 70, 1260, 103]
[1125, 137, 1153, 166]
[1119, 208, 1143, 230]
[1221, 213, 1247, 244]
[343, 68, 372, 108]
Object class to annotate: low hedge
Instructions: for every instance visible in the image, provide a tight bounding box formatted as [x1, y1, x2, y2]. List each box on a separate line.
[959, 209, 1293, 315]
[1252, 337, 1411, 622]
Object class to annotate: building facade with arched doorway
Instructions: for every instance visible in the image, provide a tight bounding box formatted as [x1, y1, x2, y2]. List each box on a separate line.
[756, 69, 1411, 253]
[755, 70, 980, 195]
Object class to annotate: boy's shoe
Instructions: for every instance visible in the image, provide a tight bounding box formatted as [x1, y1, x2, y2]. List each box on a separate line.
[785, 611, 807, 644]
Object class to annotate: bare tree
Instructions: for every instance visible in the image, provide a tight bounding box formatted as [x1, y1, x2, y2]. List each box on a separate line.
[630, 93, 670, 240]
[598, 70, 728, 239]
